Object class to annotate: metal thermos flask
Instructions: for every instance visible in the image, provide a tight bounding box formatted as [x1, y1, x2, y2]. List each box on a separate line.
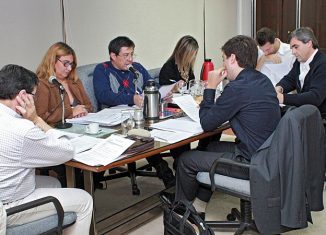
[143, 80, 160, 120]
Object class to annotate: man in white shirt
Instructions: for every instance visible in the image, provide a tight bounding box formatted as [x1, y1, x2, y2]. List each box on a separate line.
[256, 27, 295, 86]
[275, 27, 326, 119]
[0, 64, 93, 234]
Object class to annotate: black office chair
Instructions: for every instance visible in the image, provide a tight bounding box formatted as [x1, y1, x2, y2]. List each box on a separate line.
[196, 105, 326, 234]
[197, 158, 257, 235]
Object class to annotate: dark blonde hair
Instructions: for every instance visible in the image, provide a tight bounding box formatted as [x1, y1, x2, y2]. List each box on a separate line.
[169, 35, 198, 81]
[36, 42, 78, 82]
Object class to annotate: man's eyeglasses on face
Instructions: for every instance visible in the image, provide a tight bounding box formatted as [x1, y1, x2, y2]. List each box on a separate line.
[117, 53, 135, 60]
[57, 58, 75, 68]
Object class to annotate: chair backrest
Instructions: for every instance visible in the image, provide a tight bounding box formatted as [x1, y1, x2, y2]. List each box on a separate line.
[77, 63, 161, 112]
[77, 63, 98, 112]
[147, 67, 161, 84]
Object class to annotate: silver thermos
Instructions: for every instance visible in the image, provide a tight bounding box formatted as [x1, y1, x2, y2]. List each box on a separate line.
[143, 80, 160, 120]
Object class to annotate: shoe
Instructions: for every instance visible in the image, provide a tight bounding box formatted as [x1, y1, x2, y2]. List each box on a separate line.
[154, 160, 176, 188]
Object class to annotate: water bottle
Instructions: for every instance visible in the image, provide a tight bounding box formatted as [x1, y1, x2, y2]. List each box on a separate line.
[200, 59, 214, 81]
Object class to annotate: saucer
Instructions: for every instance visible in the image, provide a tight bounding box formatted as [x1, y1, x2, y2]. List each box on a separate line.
[85, 129, 102, 135]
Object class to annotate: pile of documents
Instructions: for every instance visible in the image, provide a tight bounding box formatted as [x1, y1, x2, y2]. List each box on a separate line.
[72, 134, 135, 166]
[150, 95, 203, 143]
[66, 106, 135, 126]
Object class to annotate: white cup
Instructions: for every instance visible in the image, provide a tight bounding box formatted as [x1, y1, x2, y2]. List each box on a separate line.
[86, 123, 100, 134]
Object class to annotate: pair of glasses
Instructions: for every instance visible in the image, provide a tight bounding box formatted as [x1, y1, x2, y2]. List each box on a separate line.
[57, 58, 75, 68]
[117, 53, 136, 59]
[27, 91, 36, 96]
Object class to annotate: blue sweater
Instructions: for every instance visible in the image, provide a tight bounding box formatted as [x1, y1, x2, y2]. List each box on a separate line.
[93, 61, 153, 108]
[199, 68, 281, 159]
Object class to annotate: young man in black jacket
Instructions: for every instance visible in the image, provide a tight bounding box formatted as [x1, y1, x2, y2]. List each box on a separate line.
[170, 35, 281, 214]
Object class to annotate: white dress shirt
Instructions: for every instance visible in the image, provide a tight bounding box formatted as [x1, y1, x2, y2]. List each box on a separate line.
[0, 103, 74, 204]
[299, 49, 318, 88]
[258, 41, 295, 86]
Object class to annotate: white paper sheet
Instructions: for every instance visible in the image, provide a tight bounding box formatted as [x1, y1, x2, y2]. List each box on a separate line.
[66, 107, 135, 126]
[159, 83, 176, 99]
[172, 95, 200, 123]
[70, 135, 102, 154]
[150, 117, 203, 134]
[73, 134, 134, 166]
[150, 129, 194, 143]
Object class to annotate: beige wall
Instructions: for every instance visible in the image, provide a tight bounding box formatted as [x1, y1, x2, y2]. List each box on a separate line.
[0, 0, 252, 78]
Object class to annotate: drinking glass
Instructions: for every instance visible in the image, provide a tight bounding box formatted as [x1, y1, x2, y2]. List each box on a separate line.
[189, 80, 204, 103]
[121, 111, 135, 135]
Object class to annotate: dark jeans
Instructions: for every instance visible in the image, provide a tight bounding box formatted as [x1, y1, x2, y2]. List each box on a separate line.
[175, 141, 249, 203]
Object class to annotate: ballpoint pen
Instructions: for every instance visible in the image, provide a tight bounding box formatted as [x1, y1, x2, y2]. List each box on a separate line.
[169, 79, 177, 83]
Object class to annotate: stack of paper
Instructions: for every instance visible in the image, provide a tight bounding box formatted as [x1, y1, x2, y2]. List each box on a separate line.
[66, 106, 135, 126]
[150, 95, 203, 143]
[72, 134, 135, 166]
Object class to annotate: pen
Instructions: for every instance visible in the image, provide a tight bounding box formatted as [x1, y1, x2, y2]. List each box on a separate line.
[169, 79, 177, 83]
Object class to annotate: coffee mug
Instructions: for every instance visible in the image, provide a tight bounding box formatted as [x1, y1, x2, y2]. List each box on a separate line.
[86, 123, 100, 134]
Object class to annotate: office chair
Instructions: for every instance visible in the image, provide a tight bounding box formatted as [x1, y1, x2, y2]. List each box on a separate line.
[196, 105, 326, 234]
[77, 64, 171, 195]
[2, 196, 76, 235]
[197, 158, 257, 235]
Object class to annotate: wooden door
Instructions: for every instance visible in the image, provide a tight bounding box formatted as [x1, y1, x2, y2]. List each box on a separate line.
[256, 0, 296, 43]
[301, 0, 326, 53]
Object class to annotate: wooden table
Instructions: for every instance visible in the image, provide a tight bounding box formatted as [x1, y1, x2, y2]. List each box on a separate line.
[65, 123, 229, 234]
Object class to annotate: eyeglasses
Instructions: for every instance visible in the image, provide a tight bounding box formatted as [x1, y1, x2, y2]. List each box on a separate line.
[27, 91, 36, 96]
[57, 58, 75, 68]
[117, 53, 136, 60]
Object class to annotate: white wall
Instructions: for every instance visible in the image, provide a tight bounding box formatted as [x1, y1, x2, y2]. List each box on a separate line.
[0, 0, 62, 71]
[0, 0, 251, 78]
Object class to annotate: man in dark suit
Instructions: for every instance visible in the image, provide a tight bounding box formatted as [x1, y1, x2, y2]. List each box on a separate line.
[276, 27, 326, 120]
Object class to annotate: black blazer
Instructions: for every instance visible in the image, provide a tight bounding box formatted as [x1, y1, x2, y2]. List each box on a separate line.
[250, 105, 325, 234]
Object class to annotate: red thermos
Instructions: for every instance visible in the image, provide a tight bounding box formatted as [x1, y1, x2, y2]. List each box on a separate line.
[200, 59, 214, 81]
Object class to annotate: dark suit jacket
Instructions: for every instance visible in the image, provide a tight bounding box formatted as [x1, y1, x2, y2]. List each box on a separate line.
[276, 50, 326, 118]
[250, 105, 325, 234]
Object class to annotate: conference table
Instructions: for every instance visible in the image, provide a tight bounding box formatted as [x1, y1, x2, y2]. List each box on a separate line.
[65, 122, 230, 235]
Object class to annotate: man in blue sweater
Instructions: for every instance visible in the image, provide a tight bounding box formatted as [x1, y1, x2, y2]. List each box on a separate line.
[93, 36, 175, 188]
[169, 35, 281, 213]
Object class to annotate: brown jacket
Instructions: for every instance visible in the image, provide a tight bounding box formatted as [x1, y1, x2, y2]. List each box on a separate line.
[35, 79, 93, 126]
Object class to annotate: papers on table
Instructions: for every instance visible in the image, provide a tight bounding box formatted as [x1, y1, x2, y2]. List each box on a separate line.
[150, 129, 194, 143]
[66, 106, 135, 126]
[151, 116, 203, 134]
[172, 95, 200, 123]
[159, 83, 176, 99]
[70, 135, 102, 154]
[72, 134, 135, 166]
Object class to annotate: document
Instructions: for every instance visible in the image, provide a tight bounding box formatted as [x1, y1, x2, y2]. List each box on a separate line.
[70, 135, 102, 154]
[150, 129, 194, 143]
[159, 83, 176, 99]
[150, 117, 203, 134]
[66, 107, 135, 126]
[73, 134, 135, 166]
[172, 95, 200, 123]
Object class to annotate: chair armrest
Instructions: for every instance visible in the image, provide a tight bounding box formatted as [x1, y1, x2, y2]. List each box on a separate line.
[6, 196, 64, 233]
[209, 158, 250, 191]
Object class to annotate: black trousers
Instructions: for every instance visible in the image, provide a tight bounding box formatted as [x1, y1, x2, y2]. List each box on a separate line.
[175, 141, 249, 203]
